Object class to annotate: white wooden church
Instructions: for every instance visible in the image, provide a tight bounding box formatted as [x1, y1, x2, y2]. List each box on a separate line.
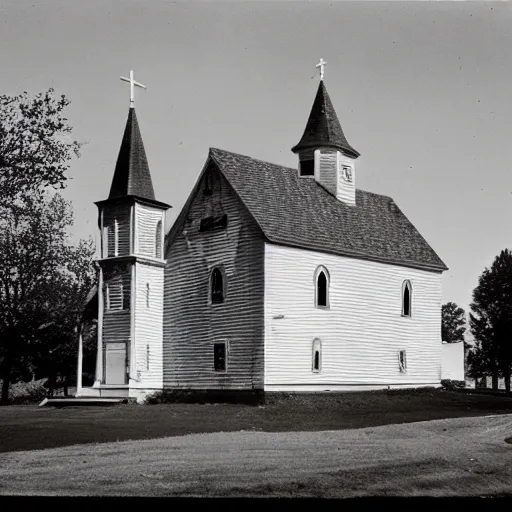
[77, 63, 448, 401]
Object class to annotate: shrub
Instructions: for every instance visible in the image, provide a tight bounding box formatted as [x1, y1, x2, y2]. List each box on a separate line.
[7, 379, 48, 402]
[441, 379, 466, 391]
[143, 389, 264, 405]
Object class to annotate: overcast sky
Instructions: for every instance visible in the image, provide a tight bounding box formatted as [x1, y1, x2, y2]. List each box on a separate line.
[1, 0, 511, 316]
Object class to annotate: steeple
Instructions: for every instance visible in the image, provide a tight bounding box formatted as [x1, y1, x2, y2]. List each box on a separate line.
[88, 71, 170, 398]
[292, 61, 360, 206]
[291, 80, 359, 158]
[108, 107, 156, 201]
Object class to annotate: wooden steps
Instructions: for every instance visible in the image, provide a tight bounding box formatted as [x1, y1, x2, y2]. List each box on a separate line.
[38, 397, 128, 407]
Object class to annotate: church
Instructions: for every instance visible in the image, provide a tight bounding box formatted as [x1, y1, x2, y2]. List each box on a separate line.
[77, 62, 448, 401]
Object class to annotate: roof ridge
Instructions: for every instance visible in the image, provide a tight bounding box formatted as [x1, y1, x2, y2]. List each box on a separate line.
[209, 147, 389, 200]
[174, 148, 448, 272]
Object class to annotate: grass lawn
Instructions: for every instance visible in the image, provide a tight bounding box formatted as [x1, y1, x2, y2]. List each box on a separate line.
[2, 388, 512, 453]
[1, 414, 511, 497]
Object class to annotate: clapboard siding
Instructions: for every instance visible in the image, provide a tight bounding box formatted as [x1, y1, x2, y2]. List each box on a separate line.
[136, 203, 163, 257]
[264, 243, 442, 390]
[336, 151, 356, 206]
[163, 166, 265, 390]
[316, 149, 337, 195]
[102, 204, 131, 257]
[102, 311, 131, 344]
[134, 262, 164, 388]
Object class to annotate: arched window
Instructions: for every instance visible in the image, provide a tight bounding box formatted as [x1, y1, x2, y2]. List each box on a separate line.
[315, 266, 330, 308]
[312, 339, 322, 372]
[211, 267, 225, 304]
[114, 218, 119, 256]
[402, 280, 412, 317]
[155, 220, 162, 258]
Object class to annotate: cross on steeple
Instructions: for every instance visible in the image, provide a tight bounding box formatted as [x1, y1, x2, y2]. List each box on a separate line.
[120, 69, 146, 108]
[316, 58, 327, 81]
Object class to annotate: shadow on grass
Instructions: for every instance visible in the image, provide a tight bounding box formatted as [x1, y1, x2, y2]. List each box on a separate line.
[1, 388, 512, 453]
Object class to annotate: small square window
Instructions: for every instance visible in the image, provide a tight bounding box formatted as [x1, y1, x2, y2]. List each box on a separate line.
[300, 160, 314, 177]
[214, 342, 227, 371]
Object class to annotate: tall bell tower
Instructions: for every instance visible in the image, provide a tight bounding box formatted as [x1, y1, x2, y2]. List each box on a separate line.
[292, 59, 360, 206]
[92, 71, 170, 400]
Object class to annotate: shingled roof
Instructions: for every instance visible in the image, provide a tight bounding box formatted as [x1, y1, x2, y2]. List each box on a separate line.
[291, 81, 360, 158]
[205, 148, 447, 272]
[108, 108, 156, 201]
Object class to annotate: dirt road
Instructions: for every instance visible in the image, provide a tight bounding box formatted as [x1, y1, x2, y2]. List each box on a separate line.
[1, 414, 511, 497]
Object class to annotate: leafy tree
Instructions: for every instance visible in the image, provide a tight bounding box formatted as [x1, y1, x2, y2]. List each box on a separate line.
[29, 239, 96, 396]
[0, 192, 94, 403]
[469, 249, 512, 392]
[0, 88, 91, 404]
[442, 302, 466, 343]
[0, 89, 81, 203]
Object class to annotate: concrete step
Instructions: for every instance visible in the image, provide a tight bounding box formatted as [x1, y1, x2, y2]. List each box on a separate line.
[39, 397, 128, 407]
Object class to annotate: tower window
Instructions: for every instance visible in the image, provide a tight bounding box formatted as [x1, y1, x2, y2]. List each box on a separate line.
[214, 342, 227, 371]
[107, 224, 114, 257]
[211, 267, 225, 304]
[106, 218, 119, 257]
[104, 270, 130, 311]
[402, 280, 412, 317]
[114, 218, 119, 256]
[312, 339, 322, 372]
[398, 350, 407, 372]
[300, 159, 314, 177]
[315, 266, 330, 308]
[155, 220, 162, 258]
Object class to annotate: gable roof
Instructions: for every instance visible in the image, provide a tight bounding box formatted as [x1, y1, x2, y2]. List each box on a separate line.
[291, 81, 360, 158]
[108, 107, 156, 201]
[202, 148, 447, 273]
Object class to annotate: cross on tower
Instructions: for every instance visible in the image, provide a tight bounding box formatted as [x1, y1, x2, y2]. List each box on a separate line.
[120, 70, 146, 108]
[316, 58, 327, 81]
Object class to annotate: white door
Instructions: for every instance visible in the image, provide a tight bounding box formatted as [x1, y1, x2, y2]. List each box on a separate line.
[105, 343, 127, 384]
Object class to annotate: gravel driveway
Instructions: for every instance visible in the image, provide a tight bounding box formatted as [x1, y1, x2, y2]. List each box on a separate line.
[1, 414, 511, 497]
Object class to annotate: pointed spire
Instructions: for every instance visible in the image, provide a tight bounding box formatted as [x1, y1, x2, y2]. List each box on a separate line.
[292, 80, 359, 158]
[108, 108, 156, 200]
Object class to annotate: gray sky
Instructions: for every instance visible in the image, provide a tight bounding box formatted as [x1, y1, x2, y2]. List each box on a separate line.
[2, 0, 511, 315]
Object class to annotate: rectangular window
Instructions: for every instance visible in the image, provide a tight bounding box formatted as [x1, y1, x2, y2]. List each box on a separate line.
[107, 224, 116, 257]
[300, 160, 314, 177]
[105, 271, 130, 311]
[199, 214, 228, 233]
[398, 350, 407, 373]
[146, 345, 150, 371]
[214, 342, 227, 371]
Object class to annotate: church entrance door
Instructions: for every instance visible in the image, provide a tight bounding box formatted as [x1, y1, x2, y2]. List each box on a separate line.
[105, 343, 127, 384]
